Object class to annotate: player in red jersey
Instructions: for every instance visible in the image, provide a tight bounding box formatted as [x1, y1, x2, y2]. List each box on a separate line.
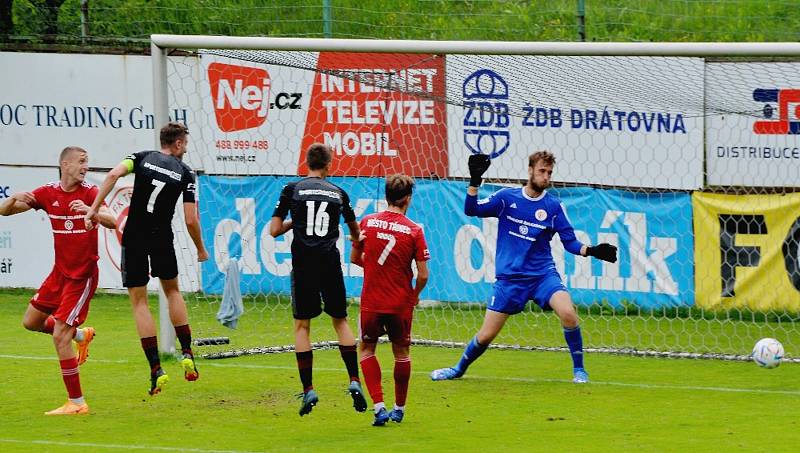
[350, 174, 430, 426]
[0, 146, 116, 415]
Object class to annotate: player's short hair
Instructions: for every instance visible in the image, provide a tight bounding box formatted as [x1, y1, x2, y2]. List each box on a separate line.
[306, 143, 332, 170]
[385, 174, 415, 207]
[160, 122, 189, 147]
[59, 146, 87, 164]
[529, 150, 556, 168]
[58, 146, 87, 178]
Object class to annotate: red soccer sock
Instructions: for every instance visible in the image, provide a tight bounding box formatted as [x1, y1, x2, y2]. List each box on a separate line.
[394, 357, 411, 407]
[42, 316, 55, 335]
[59, 357, 82, 399]
[360, 354, 383, 404]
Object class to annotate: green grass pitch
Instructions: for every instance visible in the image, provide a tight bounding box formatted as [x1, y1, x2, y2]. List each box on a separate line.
[0, 289, 798, 452]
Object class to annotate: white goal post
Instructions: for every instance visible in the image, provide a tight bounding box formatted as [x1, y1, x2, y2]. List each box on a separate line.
[151, 34, 800, 362]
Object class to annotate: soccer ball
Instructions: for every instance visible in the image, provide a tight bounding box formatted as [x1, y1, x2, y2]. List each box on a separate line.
[752, 338, 784, 369]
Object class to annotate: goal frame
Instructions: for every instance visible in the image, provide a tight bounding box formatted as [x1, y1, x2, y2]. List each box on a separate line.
[149, 35, 800, 359]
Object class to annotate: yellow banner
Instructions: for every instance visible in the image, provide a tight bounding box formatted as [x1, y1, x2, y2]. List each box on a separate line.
[693, 192, 800, 311]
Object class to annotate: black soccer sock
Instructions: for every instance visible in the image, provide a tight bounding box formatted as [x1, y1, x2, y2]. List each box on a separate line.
[175, 324, 193, 356]
[296, 350, 314, 392]
[339, 344, 360, 382]
[141, 336, 161, 373]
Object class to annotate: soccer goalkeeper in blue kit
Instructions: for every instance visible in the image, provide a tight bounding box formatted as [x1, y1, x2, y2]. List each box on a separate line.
[431, 151, 617, 384]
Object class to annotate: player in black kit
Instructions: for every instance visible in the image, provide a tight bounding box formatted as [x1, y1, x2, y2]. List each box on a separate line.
[270, 143, 367, 417]
[85, 122, 209, 395]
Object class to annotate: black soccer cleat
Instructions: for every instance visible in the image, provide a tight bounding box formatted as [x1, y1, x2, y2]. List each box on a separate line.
[298, 389, 319, 416]
[348, 380, 368, 412]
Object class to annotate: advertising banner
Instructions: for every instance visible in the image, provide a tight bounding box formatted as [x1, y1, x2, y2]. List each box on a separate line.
[706, 63, 800, 187]
[197, 52, 448, 177]
[0, 167, 57, 288]
[445, 55, 705, 190]
[0, 52, 198, 169]
[201, 176, 693, 308]
[693, 192, 800, 311]
[0, 167, 198, 291]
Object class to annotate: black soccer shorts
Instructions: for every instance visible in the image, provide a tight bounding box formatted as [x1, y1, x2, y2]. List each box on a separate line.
[290, 250, 348, 320]
[121, 235, 178, 288]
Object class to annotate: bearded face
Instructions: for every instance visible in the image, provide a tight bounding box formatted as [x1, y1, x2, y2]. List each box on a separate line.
[528, 161, 553, 193]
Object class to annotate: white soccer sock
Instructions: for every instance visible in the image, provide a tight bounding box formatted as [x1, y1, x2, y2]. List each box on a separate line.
[374, 402, 385, 412]
[393, 405, 405, 412]
[74, 329, 85, 342]
[69, 396, 86, 405]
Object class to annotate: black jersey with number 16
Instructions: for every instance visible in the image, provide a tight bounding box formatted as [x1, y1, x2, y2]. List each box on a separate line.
[123, 150, 196, 241]
[272, 177, 355, 253]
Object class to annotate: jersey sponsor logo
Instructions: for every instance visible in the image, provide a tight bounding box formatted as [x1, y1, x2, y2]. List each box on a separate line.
[64, 219, 74, 230]
[519, 224, 528, 235]
[47, 213, 82, 220]
[366, 217, 412, 235]
[52, 200, 59, 207]
[753, 88, 800, 135]
[510, 202, 517, 209]
[463, 69, 510, 158]
[208, 62, 272, 132]
[506, 214, 546, 230]
[297, 188, 341, 200]
[142, 161, 182, 181]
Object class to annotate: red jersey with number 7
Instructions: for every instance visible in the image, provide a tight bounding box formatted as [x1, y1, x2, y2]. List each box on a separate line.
[30, 181, 101, 280]
[358, 210, 430, 314]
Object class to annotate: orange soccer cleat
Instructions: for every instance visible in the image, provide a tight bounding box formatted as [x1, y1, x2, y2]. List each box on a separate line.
[75, 327, 96, 366]
[44, 400, 89, 415]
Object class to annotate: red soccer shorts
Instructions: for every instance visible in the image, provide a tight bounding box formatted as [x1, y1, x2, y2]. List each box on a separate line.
[30, 266, 98, 327]
[359, 311, 414, 347]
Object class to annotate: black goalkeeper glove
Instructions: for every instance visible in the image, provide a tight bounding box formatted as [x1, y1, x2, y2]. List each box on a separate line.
[586, 243, 618, 263]
[468, 153, 491, 187]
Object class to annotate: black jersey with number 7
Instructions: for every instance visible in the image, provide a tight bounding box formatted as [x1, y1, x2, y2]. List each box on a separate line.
[123, 150, 196, 238]
[272, 177, 355, 252]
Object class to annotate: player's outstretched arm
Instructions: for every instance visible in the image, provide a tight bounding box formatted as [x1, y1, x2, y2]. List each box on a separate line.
[184, 201, 209, 262]
[349, 231, 365, 267]
[0, 192, 35, 216]
[585, 243, 618, 263]
[412, 260, 429, 306]
[346, 219, 360, 245]
[85, 162, 129, 229]
[69, 199, 117, 230]
[95, 206, 117, 229]
[269, 216, 292, 238]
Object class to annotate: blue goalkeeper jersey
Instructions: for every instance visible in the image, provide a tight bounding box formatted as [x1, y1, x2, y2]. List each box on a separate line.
[465, 187, 584, 279]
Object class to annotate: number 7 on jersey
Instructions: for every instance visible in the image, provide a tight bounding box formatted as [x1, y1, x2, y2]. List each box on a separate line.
[376, 232, 396, 265]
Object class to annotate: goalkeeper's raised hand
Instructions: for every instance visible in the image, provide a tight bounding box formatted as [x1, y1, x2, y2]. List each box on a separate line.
[586, 243, 618, 263]
[468, 153, 491, 187]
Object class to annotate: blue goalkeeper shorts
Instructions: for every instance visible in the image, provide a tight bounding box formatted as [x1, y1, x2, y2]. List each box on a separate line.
[488, 270, 567, 315]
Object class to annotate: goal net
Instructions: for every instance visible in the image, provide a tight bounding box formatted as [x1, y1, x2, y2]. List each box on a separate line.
[155, 37, 800, 361]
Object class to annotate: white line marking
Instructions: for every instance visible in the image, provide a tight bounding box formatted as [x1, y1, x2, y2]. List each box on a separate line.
[2, 352, 797, 396]
[0, 439, 262, 453]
